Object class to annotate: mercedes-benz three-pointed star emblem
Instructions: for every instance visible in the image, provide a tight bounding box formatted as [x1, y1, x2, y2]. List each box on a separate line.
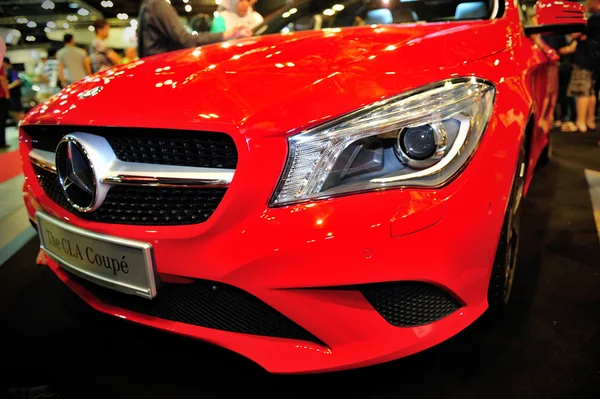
[56, 138, 96, 211]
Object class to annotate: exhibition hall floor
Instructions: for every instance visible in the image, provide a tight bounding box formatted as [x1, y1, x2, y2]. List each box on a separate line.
[0, 129, 599, 398]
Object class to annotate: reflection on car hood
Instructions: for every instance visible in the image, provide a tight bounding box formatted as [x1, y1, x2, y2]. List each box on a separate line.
[24, 22, 508, 139]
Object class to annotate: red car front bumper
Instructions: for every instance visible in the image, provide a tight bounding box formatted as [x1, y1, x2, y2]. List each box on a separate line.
[20, 82, 524, 373]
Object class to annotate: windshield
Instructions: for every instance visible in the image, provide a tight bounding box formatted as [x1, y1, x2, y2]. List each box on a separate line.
[255, 0, 501, 36]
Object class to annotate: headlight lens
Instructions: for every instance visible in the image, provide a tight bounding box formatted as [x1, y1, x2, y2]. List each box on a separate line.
[271, 78, 495, 206]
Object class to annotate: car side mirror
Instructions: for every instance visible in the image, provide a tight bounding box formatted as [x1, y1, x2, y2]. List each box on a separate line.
[524, 0, 587, 35]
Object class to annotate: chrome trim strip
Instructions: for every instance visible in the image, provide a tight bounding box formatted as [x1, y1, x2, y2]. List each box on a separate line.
[29, 149, 57, 173]
[36, 211, 157, 299]
[28, 142, 234, 189]
[101, 162, 234, 188]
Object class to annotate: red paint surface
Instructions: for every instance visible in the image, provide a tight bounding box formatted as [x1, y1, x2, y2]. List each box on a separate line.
[536, 0, 587, 26]
[0, 150, 23, 184]
[20, 2, 566, 373]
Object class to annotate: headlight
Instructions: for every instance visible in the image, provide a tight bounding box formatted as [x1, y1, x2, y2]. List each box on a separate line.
[270, 78, 495, 206]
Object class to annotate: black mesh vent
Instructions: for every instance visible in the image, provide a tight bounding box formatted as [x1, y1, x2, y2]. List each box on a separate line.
[24, 126, 237, 169]
[68, 273, 323, 345]
[33, 166, 226, 226]
[360, 282, 461, 327]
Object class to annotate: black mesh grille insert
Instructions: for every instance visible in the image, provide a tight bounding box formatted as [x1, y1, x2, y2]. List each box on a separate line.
[33, 166, 226, 225]
[360, 282, 461, 327]
[68, 273, 323, 345]
[24, 125, 237, 169]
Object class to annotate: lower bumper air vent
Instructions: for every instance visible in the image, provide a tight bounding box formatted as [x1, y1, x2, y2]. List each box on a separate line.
[360, 282, 461, 327]
[68, 273, 325, 345]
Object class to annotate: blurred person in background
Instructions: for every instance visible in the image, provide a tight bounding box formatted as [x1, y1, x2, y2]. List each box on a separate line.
[121, 47, 139, 64]
[33, 52, 47, 89]
[250, 0, 264, 25]
[36, 48, 60, 102]
[137, 0, 252, 58]
[211, 0, 260, 33]
[58, 33, 91, 87]
[216, 0, 263, 26]
[0, 62, 9, 149]
[91, 19, 121, 72]
[33, 51, 48, 77]
[190, 13, 212, 33]
[546, 34, 578, 132]
[567, 0, 600, 133]
[3, 58, 23, 123]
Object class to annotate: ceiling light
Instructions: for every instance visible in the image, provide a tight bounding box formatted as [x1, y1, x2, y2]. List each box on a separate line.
[332, 4, 344, 11]
[323, 9, 335, 16]
[282, 12, 290, 18]
[16, 17, 28, 24]
[63, 22, 70, 29]
[88, 25, 94, 31]
[185, 5, 192, 12]
[41, 1, 55, 10]
[67, 15, 78, 21]
[27, 21, 37, 28]
[26, 36, 36, 42]
[117, 13, 128, 20]
[44, 27, 51, 33]
[100, 0, 113, 7]
[183, 0, 189, 3]
[78, 8, 89, 16]
[69, 2, 79, 8]
[47, 21, 56, 28]
[289, 8, 298, 14]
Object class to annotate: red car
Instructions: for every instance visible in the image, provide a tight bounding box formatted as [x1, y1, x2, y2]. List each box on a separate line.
[20, 0, 584, 373]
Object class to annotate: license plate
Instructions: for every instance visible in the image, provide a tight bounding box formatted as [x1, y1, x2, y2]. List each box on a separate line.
[36, 212, 157, 299]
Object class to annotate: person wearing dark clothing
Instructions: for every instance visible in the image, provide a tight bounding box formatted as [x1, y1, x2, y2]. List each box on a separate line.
[3, 58, 23, 123]
[0, 65, 9, 149]
[91, 20, 121, 72]
[545, 34, 578, 132]
[567, 0, 600, 132]
[137, 0, 252, 58]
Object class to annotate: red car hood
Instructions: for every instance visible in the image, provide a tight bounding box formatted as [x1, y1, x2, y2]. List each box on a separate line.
[24, 21, 508, 139]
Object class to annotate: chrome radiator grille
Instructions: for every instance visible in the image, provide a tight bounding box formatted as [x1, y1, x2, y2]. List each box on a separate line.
[25, 126, 236, 226]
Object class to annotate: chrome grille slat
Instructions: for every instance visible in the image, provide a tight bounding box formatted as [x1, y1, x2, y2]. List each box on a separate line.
[29, 149, 235, 188]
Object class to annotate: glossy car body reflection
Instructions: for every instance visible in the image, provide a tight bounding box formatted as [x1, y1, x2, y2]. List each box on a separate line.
[20, 1, 574, 373]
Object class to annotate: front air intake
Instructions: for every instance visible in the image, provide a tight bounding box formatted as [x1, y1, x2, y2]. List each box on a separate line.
[359, 282, 461, 327]
[68, 273, 325, 345]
